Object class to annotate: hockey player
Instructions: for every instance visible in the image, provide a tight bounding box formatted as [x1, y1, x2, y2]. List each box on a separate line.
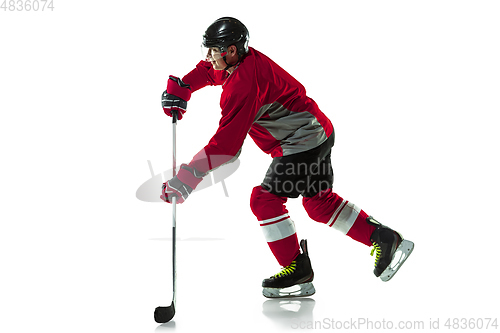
[160, 17, 414, 298]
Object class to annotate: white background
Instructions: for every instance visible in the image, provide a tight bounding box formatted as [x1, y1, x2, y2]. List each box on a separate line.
[1, 1, 499, 332]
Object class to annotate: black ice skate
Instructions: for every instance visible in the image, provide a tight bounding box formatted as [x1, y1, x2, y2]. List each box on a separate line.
[368, 216, 414, 282]
[262, 239, 315, 298]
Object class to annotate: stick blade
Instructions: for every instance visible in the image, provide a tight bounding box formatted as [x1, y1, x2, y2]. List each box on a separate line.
[154, 302, 175, 323]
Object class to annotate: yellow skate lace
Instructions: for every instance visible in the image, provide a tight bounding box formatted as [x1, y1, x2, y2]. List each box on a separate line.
[370, 242, 381, 267]
[273, 261, 297, 278]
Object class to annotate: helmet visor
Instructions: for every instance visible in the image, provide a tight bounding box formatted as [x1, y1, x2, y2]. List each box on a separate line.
[201, 45, 225, 62]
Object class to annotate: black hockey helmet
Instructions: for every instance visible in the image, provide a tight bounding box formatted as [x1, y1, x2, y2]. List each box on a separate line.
[202, 17, 250, 57]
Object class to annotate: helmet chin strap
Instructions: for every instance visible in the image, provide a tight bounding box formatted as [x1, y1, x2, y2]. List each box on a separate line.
[222, 52, 240, 71]
[222, 56, 234, 71]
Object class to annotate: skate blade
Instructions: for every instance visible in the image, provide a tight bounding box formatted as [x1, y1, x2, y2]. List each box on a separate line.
[380, 240, 414, 282]
[262, 282, 316, 298]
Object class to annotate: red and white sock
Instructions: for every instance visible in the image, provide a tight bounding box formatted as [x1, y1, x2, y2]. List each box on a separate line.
[250, 186, 300, 266]
[302, 189, 376, 246]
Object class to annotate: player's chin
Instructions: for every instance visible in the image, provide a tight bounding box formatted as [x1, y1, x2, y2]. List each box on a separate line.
[211, 62, 222, 70]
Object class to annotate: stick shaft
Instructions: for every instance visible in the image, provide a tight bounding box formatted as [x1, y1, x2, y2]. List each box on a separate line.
[171, 110, 177, 305]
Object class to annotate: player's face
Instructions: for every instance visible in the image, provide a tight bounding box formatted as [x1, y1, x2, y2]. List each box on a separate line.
[211, 56, 227, 71]
[205, 47, 226, 70]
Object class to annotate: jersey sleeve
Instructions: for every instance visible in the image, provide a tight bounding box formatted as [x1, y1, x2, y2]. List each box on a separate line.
[188, 88, 257, 174]
[182, 61, 228, 92]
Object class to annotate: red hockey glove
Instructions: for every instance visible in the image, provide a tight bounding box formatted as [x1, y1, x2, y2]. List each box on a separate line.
[160, 164, 204, 204]
[162, 76, 191, 121]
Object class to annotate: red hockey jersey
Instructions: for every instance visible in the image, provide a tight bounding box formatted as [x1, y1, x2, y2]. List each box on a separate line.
[181, 47, 333, 174]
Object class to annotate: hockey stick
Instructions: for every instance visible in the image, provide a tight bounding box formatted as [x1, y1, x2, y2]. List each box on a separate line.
[154, 110, 178, 323]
